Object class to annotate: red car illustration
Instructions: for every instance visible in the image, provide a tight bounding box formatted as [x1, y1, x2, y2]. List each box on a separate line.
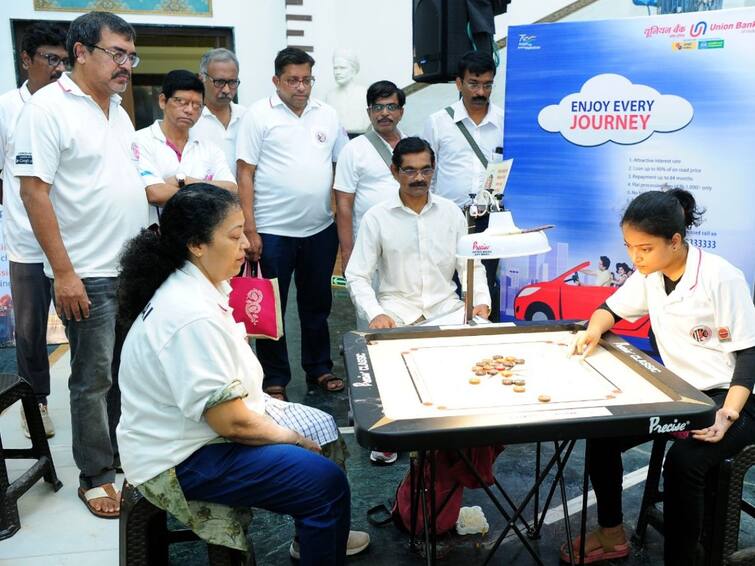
[513, 261, 651, 338]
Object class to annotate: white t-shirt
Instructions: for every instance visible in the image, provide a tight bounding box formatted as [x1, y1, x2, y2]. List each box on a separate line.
[117, 261, 266, 485]
[0, 82, 42, 263]
[422, 99, 504, 207]
[191, 102, 246, 177]
[136, 120, 235, 225]
[236, 93, 348, 238]
[606, 247, 755, 391]
[12, 73, 148, 278]
[333, 130, 405, 238]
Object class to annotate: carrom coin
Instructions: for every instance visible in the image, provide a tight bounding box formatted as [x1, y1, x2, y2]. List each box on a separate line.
[499, 369, 513, 377]
[514, 379, 526, 386]
[513, 385, 526, 393]
[469, 377, 481, 384]
[502, 378, 513, 385]
[475, 370, 486, 376]
[486, 369, 498, 375]
[437, 405, 447, 410]
[606, 394, 616, 400]
[493, 354, 504, 360]
[515, 358, 525, 365]
[422, 401, 433, 406]
[612, 389, 621, 394]
[538, 394, 551, 403]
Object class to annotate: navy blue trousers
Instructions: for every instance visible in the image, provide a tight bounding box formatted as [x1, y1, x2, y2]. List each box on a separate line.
[256, 223, 338, 388]
[176, 442, 350, 566]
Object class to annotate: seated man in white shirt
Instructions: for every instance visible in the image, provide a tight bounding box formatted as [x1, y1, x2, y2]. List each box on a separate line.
[137, 69, 236, 225]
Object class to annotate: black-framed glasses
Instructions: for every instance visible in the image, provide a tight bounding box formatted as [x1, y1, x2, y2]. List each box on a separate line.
[36, 52, 70, 68]
[204, 74, 241, 89]
[88, 44, 140, 68]
[463, 81, 494, 91]
[170, 96, 203, 111]
[283, 77, 315, 88]
[369, 103, 401, 113]
[398, 167, 434, 178]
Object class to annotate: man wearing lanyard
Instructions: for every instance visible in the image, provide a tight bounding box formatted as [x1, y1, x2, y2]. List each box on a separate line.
[0, 22, 68, 438]
[236, 47, 348, 402]
[422, 50, 504, 321]
[136, 70, 236, 226]
[193, 48, 245, 177]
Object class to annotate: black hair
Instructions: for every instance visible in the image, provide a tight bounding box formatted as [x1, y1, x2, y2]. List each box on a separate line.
[118, 184, 240, 329]
[391, 137, 435, 169]
[366, 80, 406, 107]
[599, 256, 611, 269]
[616, 262, 631, 273]
[66, 11, 136, 66]
[274, 47, 315, 76]
[22, 22, 67, 58]
[457, 50, 496, 80]
[161, 69, 204, 100]
[621, 188, 704, 240]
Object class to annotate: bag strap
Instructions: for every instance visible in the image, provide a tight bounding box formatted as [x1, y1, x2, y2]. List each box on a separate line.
[363, 127, 393, 170]
[445, 106, 488, 168]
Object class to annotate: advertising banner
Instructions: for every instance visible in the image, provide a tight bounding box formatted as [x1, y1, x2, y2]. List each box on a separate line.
[501, 8, 755, 347]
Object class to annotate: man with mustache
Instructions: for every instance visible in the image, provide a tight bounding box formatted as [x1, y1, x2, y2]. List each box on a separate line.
[422, 51, 504, 321]
[346, 136, 490, 330]
[13, 11, 147, 519]
[0, 21, 68, 439]
[193, 48, 245, 177]
[136, 70, 236, 226]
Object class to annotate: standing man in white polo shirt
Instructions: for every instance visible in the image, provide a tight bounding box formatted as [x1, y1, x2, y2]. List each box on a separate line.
[137, 69, 236, 226]
[423, 51, 504, 321]
[193, 48, 245, 177]
[13, 11, 147, 519]
[0, 22, 68, 438]
[236, 47, 348, 402]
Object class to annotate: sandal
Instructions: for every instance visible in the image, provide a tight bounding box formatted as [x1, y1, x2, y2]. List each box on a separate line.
[313, 373, 345, 393]
[263, 385, 287, 402]
[559, 528, 630, 564]
[78, 483, 120, 519]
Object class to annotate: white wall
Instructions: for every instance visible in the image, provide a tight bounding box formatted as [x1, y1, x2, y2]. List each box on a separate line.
[0, 0, 286, 106]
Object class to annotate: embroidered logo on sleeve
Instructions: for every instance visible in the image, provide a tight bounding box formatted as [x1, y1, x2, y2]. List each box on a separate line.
[690, 325, 712, 343]
[15, 152, 33, 165]
[717, 327, 731, 342]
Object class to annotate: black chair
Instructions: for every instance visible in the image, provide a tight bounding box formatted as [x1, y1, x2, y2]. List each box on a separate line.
[0, 373, 63, 540]
[119, 480, 255, 566]
[633, 437, 755, 565]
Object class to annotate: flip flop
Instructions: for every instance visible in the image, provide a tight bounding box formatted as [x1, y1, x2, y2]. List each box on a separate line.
[313, 373, 345, 393]
[263, 385, 288, 402]
[78, 483, 120, 519]
[560, 528, 631, 564]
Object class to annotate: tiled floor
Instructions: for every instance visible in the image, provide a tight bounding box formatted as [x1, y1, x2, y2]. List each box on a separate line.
[1, 288, 754, 565]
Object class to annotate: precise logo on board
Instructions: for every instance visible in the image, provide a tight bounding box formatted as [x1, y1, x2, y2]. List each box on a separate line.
[353, 352, 373, 388]
[648, 416, 690, 434]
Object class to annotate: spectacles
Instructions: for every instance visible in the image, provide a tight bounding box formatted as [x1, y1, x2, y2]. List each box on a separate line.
[204, 74, 241, 89]
[398, 167, 434, 178]
[369, 103, 401, 113]
[463, 81, 494, 91]
[37, 52, 70, 68]
[282, 77, 315, 88]
[170, 96, 203, 111]
[88, 44, 140, 68]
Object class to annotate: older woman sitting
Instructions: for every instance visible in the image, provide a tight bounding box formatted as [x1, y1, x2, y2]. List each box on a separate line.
[116, 184, 368, 565]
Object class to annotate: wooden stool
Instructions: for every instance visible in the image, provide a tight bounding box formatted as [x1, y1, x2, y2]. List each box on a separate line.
[0, 373, 63, 540]
[119, 480, 255, 565]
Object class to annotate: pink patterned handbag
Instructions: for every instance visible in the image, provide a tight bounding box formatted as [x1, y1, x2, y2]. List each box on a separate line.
[229, 262, 284, 340]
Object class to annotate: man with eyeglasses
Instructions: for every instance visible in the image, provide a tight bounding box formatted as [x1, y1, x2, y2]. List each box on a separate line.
[136, 70, 236, 226]
[422, 50, 504, 321]
[346, 136, 490, 329]
[194, 48, 246, 176]
[236, 47, 349, 402]
[0, 22, 68, 440]
[13, 11, 148, 519]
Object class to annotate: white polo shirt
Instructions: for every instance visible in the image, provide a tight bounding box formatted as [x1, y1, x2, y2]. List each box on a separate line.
[236, 93, 348, 238]
[136, 120, 235, 225]
[606, 247, 755, 391]
[117, 261, 266, 485]
[346, 191, 490, 325]
[12, 73, 147, 278]
[333, 129, 405, 238]
[191, 102, 246, 177]
[422, 99, 504, 207]
[0, 81, 42, 263]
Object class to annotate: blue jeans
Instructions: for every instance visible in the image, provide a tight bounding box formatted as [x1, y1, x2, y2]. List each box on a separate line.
[256, 223, 338, 388]
[176, 442, 350, 566]
[55, 277, 121, 488]
[10, 262, 52, 403]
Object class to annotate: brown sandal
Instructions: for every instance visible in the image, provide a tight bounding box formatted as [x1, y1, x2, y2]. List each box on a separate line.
[263, 385, 287, 402]
[314, 373, 345, 393]
[78, 483, 120, 519]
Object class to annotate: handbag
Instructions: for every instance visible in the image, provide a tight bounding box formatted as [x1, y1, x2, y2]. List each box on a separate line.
[228, 262, 284, 340]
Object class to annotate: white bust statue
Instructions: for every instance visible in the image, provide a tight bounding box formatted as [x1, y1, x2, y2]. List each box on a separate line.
[325, 48, 370, 135]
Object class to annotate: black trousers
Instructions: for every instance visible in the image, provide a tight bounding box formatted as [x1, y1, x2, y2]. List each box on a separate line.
[587, 390, 755, 566]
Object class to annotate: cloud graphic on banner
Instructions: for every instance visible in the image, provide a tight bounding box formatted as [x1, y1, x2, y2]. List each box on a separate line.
[538, 74, 694, 147]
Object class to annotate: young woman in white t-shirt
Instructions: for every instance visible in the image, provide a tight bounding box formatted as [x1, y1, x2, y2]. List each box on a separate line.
[563, 188, 755, 565]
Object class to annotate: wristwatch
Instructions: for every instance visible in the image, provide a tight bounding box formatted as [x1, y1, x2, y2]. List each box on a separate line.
[176, 172, 186, 188]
